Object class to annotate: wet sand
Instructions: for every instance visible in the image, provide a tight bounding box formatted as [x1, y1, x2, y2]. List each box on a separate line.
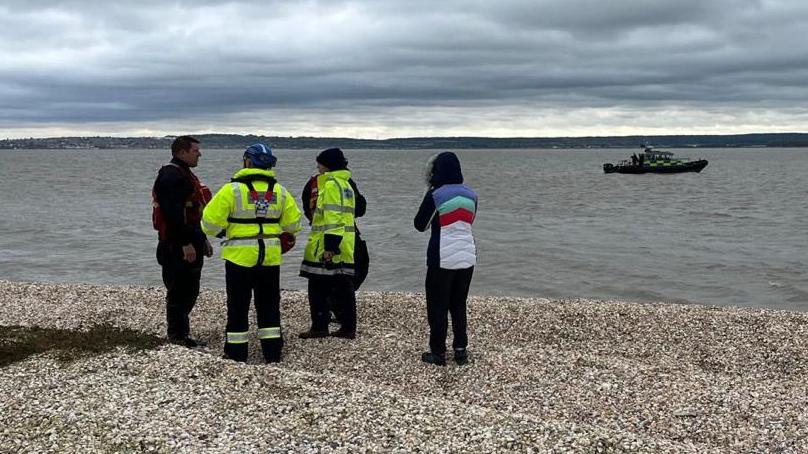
[1, 280, 807, 452]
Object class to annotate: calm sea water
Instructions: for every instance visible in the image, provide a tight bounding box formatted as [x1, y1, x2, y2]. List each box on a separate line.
[1, 147, 806, 311]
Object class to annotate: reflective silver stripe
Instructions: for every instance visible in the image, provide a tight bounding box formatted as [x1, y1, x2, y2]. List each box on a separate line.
[310, 224, 355, 233]
[226, 332, 249, 344]
[229, 209, 256, 220]
[281, 219, 301, 233]
[201, 219, 223, 233]
[322, 204, 354, 213]
[257, 327, 281, 339]
[222, 237, 280, 247]
[311, 224, 342, 232]
[280, 187, 287, 212]
[229, 209, 283, 220]
[300, 263, 355, 276]
[231, 182, 243, 212]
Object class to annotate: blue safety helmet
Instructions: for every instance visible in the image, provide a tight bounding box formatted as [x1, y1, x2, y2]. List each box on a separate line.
[243, 143, 277, 169]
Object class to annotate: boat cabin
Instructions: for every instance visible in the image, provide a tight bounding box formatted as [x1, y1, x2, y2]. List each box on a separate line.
[642, 146, 677, 162]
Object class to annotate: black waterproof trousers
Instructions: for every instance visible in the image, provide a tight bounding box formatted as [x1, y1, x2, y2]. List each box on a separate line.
[158, 241, 202, 340]
[353, 233, 370, 290]
[308, 275, 357, 333]
[224, 261, 283, 363]
[425, 266, 474, 355]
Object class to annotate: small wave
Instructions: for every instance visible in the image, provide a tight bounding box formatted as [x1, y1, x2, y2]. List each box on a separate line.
[695, 211, 733, 218]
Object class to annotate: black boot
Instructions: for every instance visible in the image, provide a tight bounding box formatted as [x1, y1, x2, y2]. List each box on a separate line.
[329, 329, 356, 339]
[298, 329, 329, 339]
[169, 336, 206, 348]
[264, 353, 282, 364]
[421, 351, 446, 366]
[453, 348, 468, 365]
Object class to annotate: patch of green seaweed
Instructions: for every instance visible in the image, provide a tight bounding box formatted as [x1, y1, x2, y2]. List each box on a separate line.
[0, 324, 165, 367]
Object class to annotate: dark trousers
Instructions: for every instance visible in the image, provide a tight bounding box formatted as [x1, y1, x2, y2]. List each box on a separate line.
[308, 275, 356, 332]
[425, 266, 474, 356]
[158, 242, 202, 340]
[225, 261, 283, 362]
[327, 236, 369, 319]
[353, 234, 370, 290]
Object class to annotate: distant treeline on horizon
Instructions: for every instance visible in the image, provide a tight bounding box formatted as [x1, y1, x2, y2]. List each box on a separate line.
[2, 133, 808, 150]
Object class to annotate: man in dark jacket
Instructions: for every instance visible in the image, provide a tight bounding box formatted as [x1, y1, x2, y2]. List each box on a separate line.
[152, 136, 213, 347]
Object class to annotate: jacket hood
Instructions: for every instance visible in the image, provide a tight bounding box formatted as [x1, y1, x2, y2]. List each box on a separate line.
[325, 169, 352, 181]
[427, 152, 464, 187]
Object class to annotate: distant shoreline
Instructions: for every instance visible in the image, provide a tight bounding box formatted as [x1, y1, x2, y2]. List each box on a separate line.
[2, 132, 808, 150]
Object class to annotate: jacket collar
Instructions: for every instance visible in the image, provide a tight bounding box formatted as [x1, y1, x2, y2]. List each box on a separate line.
[170, 156, 191, 170]
[325, 169, 351, 180]
[233, 167, 276, 179]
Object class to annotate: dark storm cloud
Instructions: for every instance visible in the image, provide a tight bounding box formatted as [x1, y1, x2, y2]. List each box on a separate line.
[1, 0, 807, 136]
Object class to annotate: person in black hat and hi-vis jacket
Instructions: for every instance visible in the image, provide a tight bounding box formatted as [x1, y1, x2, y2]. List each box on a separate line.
[299, 148, 359, 339]
[301, 159, 368, 323]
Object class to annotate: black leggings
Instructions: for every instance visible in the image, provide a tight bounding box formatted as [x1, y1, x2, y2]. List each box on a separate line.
[425, 266, 474, 355]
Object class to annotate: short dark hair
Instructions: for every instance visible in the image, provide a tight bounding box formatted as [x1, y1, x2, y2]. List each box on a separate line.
[171, 136, 200, 156]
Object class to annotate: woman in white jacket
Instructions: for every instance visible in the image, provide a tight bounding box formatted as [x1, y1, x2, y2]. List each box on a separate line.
[413, 152, 478, 366]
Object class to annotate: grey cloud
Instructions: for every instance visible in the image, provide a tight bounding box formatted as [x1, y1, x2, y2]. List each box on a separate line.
[1, 0, 807, 136]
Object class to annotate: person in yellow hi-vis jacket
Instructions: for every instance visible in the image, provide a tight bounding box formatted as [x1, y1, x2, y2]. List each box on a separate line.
[299, 148, 358, 339]
[201, 143, 302, 363]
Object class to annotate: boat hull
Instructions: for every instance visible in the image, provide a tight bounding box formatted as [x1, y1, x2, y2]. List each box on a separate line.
[603, 159, 708, 174]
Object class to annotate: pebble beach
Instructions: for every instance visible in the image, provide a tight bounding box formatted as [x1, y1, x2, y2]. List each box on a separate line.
[1, 280, 807, 453]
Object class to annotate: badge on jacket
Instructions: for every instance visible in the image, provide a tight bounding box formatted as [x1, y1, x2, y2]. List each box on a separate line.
[255, 200, 269, 217]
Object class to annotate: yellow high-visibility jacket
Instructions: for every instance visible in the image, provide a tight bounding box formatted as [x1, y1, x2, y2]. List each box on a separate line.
[202, 168, 301, 267]
[300, 169, 356, 277]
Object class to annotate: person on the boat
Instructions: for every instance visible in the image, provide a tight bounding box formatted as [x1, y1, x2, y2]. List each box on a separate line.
[638, 153, 645, 165]
[631, 154, 638, 165]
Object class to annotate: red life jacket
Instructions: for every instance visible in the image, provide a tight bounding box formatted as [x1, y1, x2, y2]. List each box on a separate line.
[152, 163, 212, 241]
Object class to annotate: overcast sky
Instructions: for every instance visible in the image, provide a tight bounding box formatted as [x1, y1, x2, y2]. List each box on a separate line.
[1, 0, 807, 138]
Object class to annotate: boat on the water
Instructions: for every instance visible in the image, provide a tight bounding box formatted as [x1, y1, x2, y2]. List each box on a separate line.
[603, 146, 708, 174]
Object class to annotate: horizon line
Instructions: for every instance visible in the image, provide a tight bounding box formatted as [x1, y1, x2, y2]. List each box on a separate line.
[3, 131, 808, 141]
